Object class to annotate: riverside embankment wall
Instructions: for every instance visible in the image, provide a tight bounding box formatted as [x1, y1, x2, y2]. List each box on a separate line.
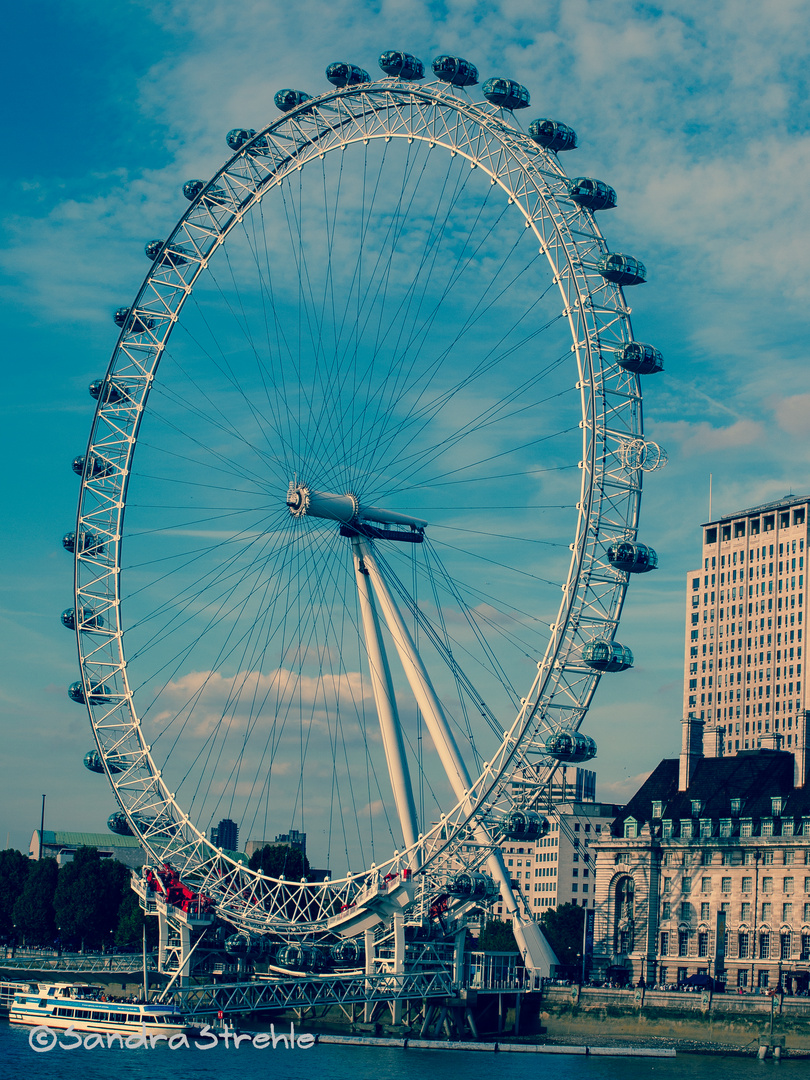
[540, 985, 810, 1049]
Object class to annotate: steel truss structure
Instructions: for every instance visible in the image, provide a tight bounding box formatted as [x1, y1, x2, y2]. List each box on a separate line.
[71, 58, 662, 968]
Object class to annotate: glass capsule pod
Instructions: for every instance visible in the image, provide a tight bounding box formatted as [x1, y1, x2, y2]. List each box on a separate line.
[502, 809, 549, 841]
[144, 239, 190, 267]
[528, 119, 578, 152]
[545, 731, 597, 763]
[183, 179, 229, 205]
[224, 932, 255, 956]
[598, 253, 647, 286]
[113, 308, 155, 334]
[276, 943, 327, 971]
[431, 55, 479, 86]
[107, 812, 134, 836]
[481, 78, 530, 110]
[617, 341, 663, 375]
[83, 750, 124, 774]
[71, 455, 113, 480]
[607, 541, 659, 574]
[582, 640, 634, 672]
[331, 939, 363, 964]
[569, 177, 617, 210]
[325, 62, 370, 87]
[274, 89, 311, 112]
[447, 871, 499, 900]
[62, 531, 104, 556]
[61, 606, 104, 632]
[226, 128, 258, 151]
[378, 51, 424, 79]
[68, 680, 113, 704]
[89, 378, 125, 405]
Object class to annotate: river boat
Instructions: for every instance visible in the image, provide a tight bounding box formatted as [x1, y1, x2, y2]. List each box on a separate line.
[9, 981, 189, 1035]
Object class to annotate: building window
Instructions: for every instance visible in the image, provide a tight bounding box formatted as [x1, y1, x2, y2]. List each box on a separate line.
[784, 850, 795, 863]
[783, 820, 795, 838]
[680, 902, 691, 921]
[783, 903, 793, 920]
[624, 819, 638, 839]
[738, 932, 750, 959]
[731, 798, 742, 815]
[742, 876, 753, 893]
[759, 933, 770, 960]
[662, 901, 671, 919]
[722, 851, 735, 866]
[681, 820, 694, 840]
[740, 820, 753, 838]
[663, 877, 672, 894]
[662, 820, 673, 839]
[678, 930, 689, 957]
[741, 902, 751, 920]
[660, 931, 669, 956]
[758, 970, 770, 990]
[701, 877, 712, 893]
[700, 819, 712, 838]
[762, 902, 772, 920]
[652, 801, 663, 818]
[761, 819, 774, 837]
[721, 877, 732, 893]
[700, 902, 710, 920]
[762, 877, 773, 894]
[772, 797, 783, 816]
[737, 969, 749, 988]
[762, 851, 774, 865]
[720, 819, 732, 838]
[698, 932, 709, 958]
[784, 877, 794, 894]
[801, 935, 810, 962]
[682, 877, 692, 893]
[692, 800, 702, 816]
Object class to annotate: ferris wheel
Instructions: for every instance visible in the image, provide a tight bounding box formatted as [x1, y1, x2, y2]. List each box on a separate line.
[66, 51, 664, 969]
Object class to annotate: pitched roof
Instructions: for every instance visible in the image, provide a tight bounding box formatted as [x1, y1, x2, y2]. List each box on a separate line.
[613, 750, 809, 833]
[42, 830, 142, 849]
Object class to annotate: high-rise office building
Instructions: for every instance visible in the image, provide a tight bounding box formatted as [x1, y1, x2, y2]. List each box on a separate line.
[210, 817, 239, 850]
[683, 494, 810, 784]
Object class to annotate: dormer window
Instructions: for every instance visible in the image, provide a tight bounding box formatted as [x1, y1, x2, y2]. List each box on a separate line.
[681, 820, 694, 840]
[662, 820, 673, 839]
[691, 800, 702, 816]
[731, 798, 742, 815]
[652, 801, 663, 819]
[771, 797, 783, 817]
[783, 819, 795, 837]
[740, 818, 753, 838]
[761, 818, 774, 837]
[699, 818, 712, 838]
[719, 818, 732, 838]
[624, 818, 638, 839]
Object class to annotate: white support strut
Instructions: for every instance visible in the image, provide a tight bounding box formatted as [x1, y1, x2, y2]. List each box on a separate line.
[356, 538, 558, 974]
[351, 536, 419, 858]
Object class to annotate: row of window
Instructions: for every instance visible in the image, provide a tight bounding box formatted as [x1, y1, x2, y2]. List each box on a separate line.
[660, 930, 810, 961]
[661, 900, 810, 922]
[629, 818, 810, 840]
[663, 876, 808, 895]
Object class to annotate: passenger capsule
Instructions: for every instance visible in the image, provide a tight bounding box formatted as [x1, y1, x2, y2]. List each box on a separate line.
[502, 809, 549, 841]
[617, 341, 663, 375]
[62, 532, 104, 556]
[83, 750, 124, 774]
[89, 379, 125, 405]
[607, 541, 659, 574]
[431, 55, 479, 86]
[274, 89, 311, 112]
[331, 939, 363, 964]
[61, 607, 104, 632]
[447, 871, 499, 900]
[481, 78, 530, 110]
[71, 455, 113, 480]
[276, 943, 327, 971]
[145, 239, 190, 267]
[224, 932, 255, 957]
[113, 308, 155, 334]
[598, 253, 647, 286]
[528, 119, 578, 152]
[582, 640, 634, 672]
[569, 177, 617, 210]
[545, 731, 598, 763]
[107, 812, 134, 836]
[326, 62, 370, 87]
[378, 51, 425, 80]
[68, 680, 113, 705]
[226, 128, 257, 151]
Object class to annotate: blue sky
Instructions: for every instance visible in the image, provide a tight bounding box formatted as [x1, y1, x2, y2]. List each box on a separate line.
[2, 0, 810, 856]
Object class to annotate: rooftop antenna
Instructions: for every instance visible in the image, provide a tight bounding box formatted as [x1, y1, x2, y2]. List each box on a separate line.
[708, 474, 712, 521]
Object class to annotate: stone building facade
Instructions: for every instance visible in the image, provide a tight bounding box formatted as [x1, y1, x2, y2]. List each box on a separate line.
[592, 743, 810, 991]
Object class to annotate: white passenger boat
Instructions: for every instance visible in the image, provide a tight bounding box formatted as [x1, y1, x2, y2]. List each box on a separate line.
[9, 982, 189, 1035]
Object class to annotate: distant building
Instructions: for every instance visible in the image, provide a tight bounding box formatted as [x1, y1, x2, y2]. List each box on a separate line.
[592, 744, 810, 992]
[245, 829, 306, 859]
[29, 830, 144, 868]
[210, 818, 239, 851]
[684, 494, 809, 785]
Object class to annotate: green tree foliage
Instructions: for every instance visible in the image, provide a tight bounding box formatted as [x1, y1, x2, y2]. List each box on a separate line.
[540, 902, 585, 967]
[54, 847, 130, 949]
[0, 849, 30, 939]
[248, 843, 309, 879]
[12, 857, 57, 945]
[115, 887, 157, 948]
[476, 919, 518, 951]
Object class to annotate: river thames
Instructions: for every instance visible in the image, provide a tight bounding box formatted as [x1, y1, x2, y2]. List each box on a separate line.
[0, 1022, 803, 1080]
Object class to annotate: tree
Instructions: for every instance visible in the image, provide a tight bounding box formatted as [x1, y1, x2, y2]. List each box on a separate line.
[540, 902, 585, 967]
[248, 843, 309, 879]
[12, 857, 57, 945]
[0, 849, 30, 940]
[477, 919, 518, 951]
[53, 847, 129, 949]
